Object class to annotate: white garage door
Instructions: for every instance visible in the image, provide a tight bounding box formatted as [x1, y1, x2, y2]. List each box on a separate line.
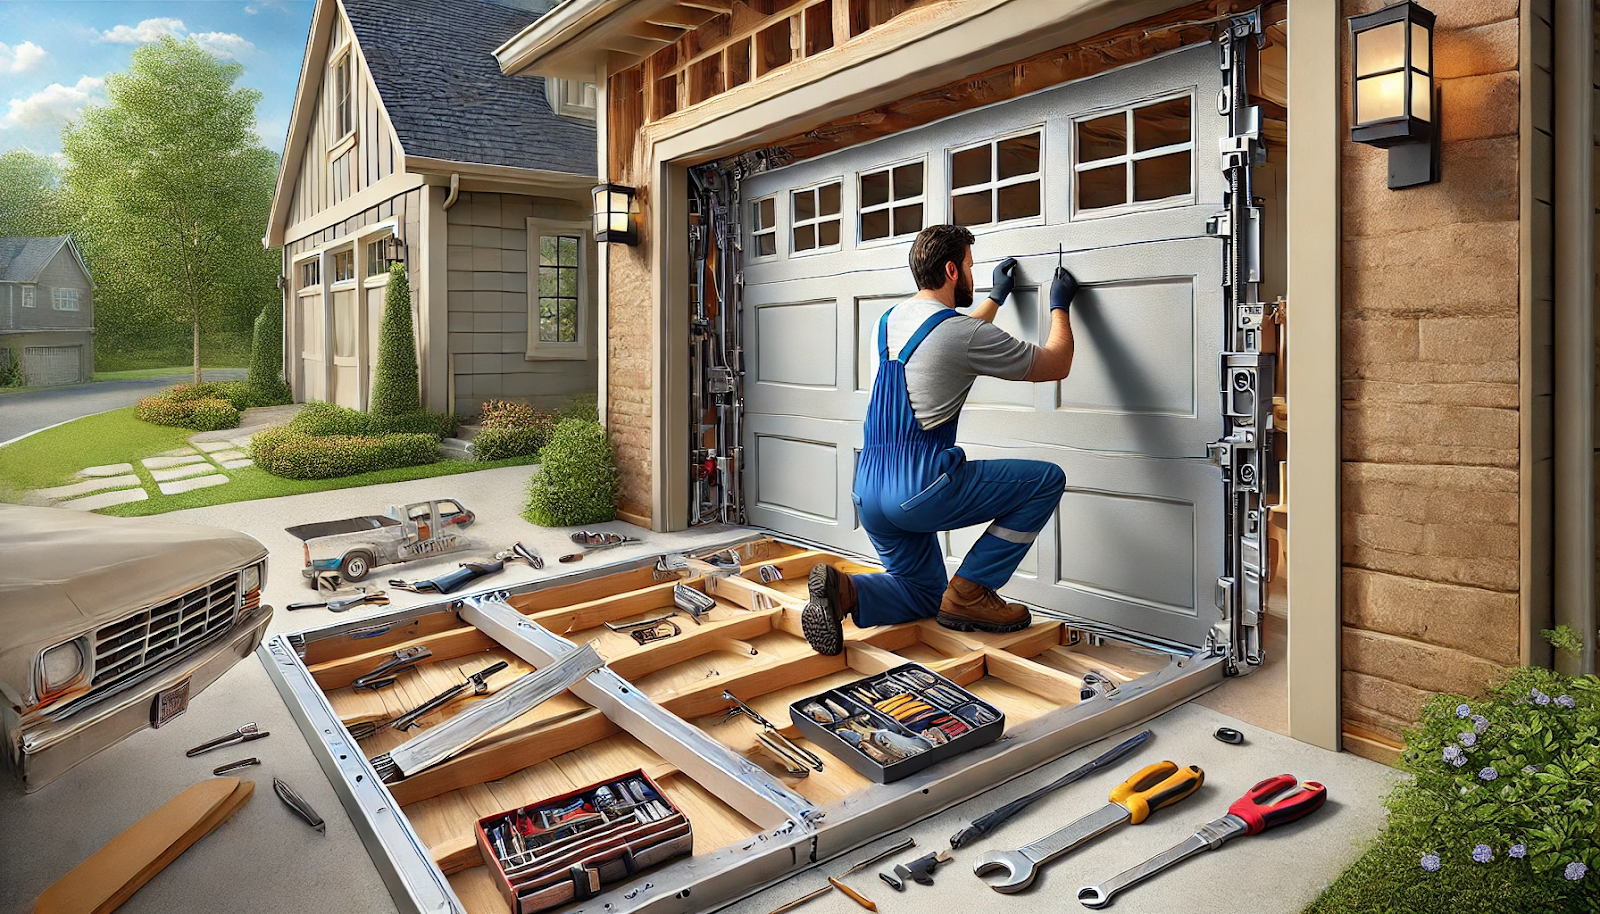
[740, 46, 1230, 648]
[23, 346, 82, 386]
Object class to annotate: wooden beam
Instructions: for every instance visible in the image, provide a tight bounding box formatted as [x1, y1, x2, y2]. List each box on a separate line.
[606, 610, 778, 680]
[987, 622, 1067, 660]
[646, 6, 720, 29]
[310, 627, 496, 691]
[529, 579, 698, 634]
[679, 0, 732, 12]
[629, 22, 689, 43]
[982, 648, 1082, 706]
[508, 565, 667, 613]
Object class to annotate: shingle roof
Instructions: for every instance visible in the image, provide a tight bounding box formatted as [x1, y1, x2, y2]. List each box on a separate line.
[342, 0, 595, 176]
[0, 237, 70, 283]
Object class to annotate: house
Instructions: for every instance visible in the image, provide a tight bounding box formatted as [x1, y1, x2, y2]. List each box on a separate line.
[0, 236, 95, 386]
[484, 0, 1599, 765]
[264, 0, 599, 418]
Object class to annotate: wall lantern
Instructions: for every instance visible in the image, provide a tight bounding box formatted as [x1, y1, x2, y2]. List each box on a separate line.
[592, 183, 638, 245]
[1349, 1, 1439, 188]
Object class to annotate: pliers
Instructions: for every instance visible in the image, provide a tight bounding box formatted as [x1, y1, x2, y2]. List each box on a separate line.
[287, 587, 390, 613]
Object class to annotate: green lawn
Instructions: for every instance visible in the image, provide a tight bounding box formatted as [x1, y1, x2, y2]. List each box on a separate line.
[91, 366, 243, 382]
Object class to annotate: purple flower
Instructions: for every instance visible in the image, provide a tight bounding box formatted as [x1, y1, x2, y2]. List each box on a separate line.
[1479, 767, 1499, 781]
[1450, 753, 1469, 768]
[1531, 689, 1551, 706]
[1421, 853, 1442, 873]
[1456, 704, 1472, 718]
[1443, 745, 1463, 764]
[1509, 844, 1527, 859]
[1564, 862, 1588, 881]
[1472, 844, 1493, 863]
[1523, 764, 1540, 776]
[1471, 714, 1490, 734]
[1458, 731, 1477, 748]
[1555, 695, 1576, 709]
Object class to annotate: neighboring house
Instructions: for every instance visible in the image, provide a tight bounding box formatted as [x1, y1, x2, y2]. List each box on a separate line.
[0, 237, 95, 386]
[264, 0, 598, 418]
[488, 0, 1600, 765]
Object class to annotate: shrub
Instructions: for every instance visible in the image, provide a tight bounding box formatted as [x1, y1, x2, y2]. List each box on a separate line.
[559, 393, 599, 423]
[0, 347, 23, 388]
[251, 427, 438, 480]
[136, 393, 241, 431]
[289, 400, 454, 439]
[246, 300, 292, 406]
[473, 399, 558, 461]
[369, 262, 420, 418]
[522, 419, 619, 526]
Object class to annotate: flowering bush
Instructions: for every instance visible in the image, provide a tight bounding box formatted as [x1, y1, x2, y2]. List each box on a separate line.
[472, 399, 559, 461]
[136, 392, 241, 431]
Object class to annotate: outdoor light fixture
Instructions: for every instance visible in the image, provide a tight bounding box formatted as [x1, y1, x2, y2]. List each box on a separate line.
[1348, 1, 1439, 188]
[592, 183, 638, 245]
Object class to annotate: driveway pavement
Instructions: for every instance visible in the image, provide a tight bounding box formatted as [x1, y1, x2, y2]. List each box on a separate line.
[0, 369, 246, 444]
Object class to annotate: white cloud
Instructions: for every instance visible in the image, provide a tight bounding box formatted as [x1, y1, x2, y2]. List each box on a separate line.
[97, 18, 187, 44]
[2, 76, 105, 130]
[190, 32, 257, 59]
[245, 1, 294, 14]
[0, 41, 48, 74]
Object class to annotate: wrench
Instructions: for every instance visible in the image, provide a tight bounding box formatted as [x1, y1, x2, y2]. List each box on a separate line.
[1077, 774, 1327, 908]
[973, 761, 1204, 893]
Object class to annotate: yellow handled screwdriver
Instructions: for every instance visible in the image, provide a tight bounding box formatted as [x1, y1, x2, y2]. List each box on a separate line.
[973, 761, 1205, 893]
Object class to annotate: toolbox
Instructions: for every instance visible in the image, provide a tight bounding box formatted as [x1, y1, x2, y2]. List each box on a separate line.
[474, 770, 692, 914]
[789, 662, 1005, 783]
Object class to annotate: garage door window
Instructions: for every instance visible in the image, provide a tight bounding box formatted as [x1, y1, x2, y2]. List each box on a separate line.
[859, 160, 925, 243]
[791, 181, 841, 255]
[1074, 95, 1193, 215]
[51, 289, 80, 311]
[949, 130, 1043, 228]
[751, 196, 778, 258]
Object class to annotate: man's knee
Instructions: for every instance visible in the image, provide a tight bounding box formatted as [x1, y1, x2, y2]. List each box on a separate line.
[1040, 461, 1065, 492]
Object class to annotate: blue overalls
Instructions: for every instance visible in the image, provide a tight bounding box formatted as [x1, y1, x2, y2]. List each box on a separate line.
[851, 305, 1067, 626]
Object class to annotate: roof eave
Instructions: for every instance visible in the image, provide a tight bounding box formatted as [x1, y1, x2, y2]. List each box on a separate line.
[266, 0, 357, 249]
[493, 0, 639, 79]
[403, 155, 596, 189]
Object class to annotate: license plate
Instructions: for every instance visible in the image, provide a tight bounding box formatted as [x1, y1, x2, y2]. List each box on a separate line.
[151, 679, 191, 728]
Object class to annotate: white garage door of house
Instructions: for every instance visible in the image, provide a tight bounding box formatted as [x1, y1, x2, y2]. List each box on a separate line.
[740, 46, 1230, 649]
[23, 346, 81, 387]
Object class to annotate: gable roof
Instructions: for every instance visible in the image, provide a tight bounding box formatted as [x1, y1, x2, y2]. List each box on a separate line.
[0, 237, 92, 285]
[342, 0, 594, 176]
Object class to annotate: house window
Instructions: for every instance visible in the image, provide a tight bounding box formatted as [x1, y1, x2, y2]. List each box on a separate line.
[538, 235, 581, 343]
[366, 235, 399, 277]
[527, 220, 589, 359]
[751, 196, 777, 258]
[949, 130, 1043, 228]
[331, 248, 355, 283]
[546, 77, 598, 120]
[51, 289, 80, 311]
[334, 54, 353, 138]
[859, 160, 925, 242]
[20, 285, 35, 308]
[1074, 95, 1193, 214]
[791, 180, 841, 255]
[299, 258, 321, 289]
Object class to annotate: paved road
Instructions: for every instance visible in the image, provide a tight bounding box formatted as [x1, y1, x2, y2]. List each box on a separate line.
[0, 369, 246, 444]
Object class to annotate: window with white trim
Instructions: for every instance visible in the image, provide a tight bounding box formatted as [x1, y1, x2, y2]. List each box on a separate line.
[51, 288, 79, 311]
[949, 129, 1043, 228]
[299, 258, 320, 289]
[366, 235, 399, 277]
[331, 248, 355, 283]
[334, 53, 353, 139]
[527, 220, 590, 359]
[1074, 95, 1193, 214]
[20, 285, 35, 308]
[750, 196, 777, 258]
[790, 180, 841, 255]
[859, 160, 925, 243]
[546, 77, 598, 121]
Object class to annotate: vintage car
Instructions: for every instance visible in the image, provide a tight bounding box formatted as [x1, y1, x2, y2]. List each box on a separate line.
[286, 498, 475, 585]
[0, 505, 272, 791]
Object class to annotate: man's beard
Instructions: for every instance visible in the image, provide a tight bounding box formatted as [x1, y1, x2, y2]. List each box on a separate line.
[954, 273, 974, 309]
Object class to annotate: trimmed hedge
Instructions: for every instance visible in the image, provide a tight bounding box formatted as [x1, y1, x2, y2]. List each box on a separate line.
[369, 263, 421, 418]
[522, 419, 618, 527]
[290, 400, 454, 439]
[246, 300, 292, 406]
[472, 399, 558, 462]
[559, 393, 599, 423]
[136, 391, 241, 431]
[251, 426, 439, 479]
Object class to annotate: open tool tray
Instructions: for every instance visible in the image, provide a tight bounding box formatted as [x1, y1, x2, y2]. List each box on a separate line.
[474, 770, 692, 914]
[789, 662, 1004, 783]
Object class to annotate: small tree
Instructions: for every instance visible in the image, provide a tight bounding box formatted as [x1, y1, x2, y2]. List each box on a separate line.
[523, 420, 620, 527]
[246, 299, 291, 404]
[369, 262, 420, 417]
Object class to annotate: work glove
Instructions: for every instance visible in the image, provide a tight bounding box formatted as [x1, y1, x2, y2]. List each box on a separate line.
[990, 257, 1018, 306]
[1050, 266, 1079, 313]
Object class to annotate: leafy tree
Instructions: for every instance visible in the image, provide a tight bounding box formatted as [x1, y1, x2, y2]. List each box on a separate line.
[369, 262, 420, 417]
[60, 37, 280, 384]
[0, 150, 66, 238]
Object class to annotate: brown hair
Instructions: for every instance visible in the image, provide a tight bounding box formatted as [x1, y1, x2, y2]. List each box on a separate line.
[909, 224, 974, 291]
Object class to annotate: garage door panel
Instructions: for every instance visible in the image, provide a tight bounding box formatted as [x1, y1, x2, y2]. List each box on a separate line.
[1056, 276, 1197, 417]
[755, 300, 838, 387]
[754, 435, 839, 520]
[1056, 489, 1195, 613]
[23, 346, 81, 386]
[944, 523, 1039, 578]
[745, 413, 871, 552]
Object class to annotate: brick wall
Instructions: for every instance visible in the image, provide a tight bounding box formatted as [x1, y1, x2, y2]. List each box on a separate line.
[607, 242, 654, 523]
[1339, 0, 1526, 761]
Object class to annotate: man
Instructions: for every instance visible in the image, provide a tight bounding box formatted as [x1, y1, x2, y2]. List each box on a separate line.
[802, 224, 1078, 655]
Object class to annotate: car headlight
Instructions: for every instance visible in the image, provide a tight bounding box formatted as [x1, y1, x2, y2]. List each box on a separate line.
[241, 564, 261, 593]
[39, 640, 86, 694]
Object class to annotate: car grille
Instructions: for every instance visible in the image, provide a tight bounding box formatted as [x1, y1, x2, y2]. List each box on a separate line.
[90, 574, 240, 695]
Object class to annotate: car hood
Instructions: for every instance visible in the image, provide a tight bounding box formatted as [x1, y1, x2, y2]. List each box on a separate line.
[0, 505, 268, 707]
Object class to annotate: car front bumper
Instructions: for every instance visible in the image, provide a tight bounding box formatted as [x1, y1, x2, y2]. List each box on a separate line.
[4, 604, 274, 792]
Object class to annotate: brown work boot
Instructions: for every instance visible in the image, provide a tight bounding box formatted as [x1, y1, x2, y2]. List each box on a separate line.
[801, 564, 857, 656]
[936, 575, 1031, 634]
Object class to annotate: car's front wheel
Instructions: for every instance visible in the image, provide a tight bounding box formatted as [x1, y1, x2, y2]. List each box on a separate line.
[340, 551, 373, 582]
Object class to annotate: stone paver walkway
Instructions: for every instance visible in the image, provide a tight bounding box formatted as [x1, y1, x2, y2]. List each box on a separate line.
[63, 488, 149, 510]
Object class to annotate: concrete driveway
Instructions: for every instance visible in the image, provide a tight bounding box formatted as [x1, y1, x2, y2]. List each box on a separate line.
[0, 368, 246, 444]
[0, 469, 1398, 914]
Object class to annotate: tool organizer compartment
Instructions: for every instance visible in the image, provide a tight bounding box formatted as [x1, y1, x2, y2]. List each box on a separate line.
[269, 536, 1216, 914]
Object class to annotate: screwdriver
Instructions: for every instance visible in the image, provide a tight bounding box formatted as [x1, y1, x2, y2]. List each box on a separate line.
[764, 837, 914, 914]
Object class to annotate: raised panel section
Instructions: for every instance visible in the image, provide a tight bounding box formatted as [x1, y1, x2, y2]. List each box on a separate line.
[1056, 489, 1196, 614]
[854, 294, 901, 391]
[1056, 277, 1196, 417]
[756, 300, 838, 387]
[755, 435, 839, 520]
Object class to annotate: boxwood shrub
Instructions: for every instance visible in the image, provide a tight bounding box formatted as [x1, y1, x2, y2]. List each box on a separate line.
[522, 419, 619, 526]
[290, 400, 454, 439]
[472, 399, 558, 461]
[136, 391, 241, 431]
[251, 427, 439, 480]
[245, 301, 293, 407]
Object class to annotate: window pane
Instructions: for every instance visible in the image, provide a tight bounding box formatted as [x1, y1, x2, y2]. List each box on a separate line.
[818, 218, 840, 247]
[558, 301, 577, 342]
[559, 236, 578, 265]
[794, 223, 815, 251]
[997, 133, 1041, 179]
[1134, 98, 1190, 152]
[541, 312, 558, 342]
[793, 189, 816, 222]
[1411, 22, 1430, 73]
[1356, 20, 1405, 75]
[756, 233, 776, 257]
[757, 197, 775, 230]
[1133, 152, 1190, 201]
[951, 190, 990, 226]
[892, 203, 923, 236]
[892, 162, 923, 199]
[540, 236, 557, 265]
[997, 180, 1041, 221]
[861, 170, 890, 208]
[1411, 70, 1430, 121]
[1078, 113, 1126, 162]
[1078, 163, 1125, 210]
[951, 145, 990, 190]
[558, 266, 577, 296]
[862, 209, 891, 241]
[818, 182, 841, 216]
[1355, 72, 1405, 123]
[539, 269, 557, 297]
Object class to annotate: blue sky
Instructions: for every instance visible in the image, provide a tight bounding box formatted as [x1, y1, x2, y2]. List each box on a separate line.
[0, 0, 315, 159]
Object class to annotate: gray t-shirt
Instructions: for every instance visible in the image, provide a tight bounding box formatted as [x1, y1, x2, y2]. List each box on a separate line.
[879, 298, 1038, 431]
